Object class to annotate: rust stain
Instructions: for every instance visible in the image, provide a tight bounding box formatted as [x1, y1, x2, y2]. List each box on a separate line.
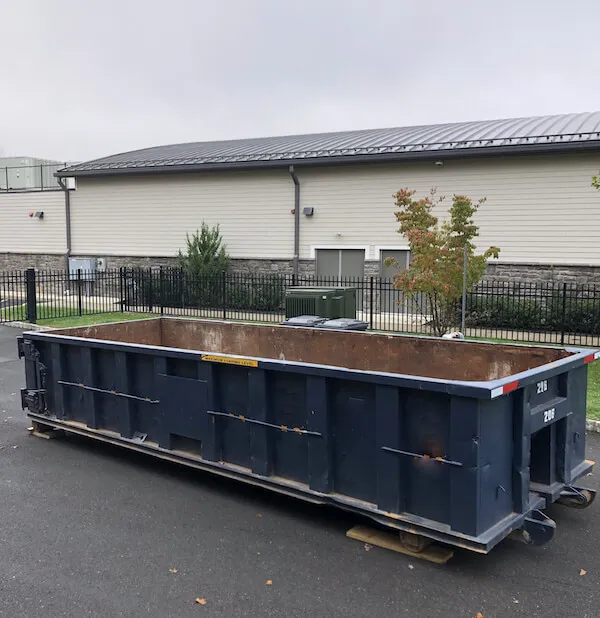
[53, 318, 572, 382]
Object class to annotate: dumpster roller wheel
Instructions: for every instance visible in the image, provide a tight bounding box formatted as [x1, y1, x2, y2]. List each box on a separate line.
[398, 531, 432, 553]
[556, 487, 596, 510]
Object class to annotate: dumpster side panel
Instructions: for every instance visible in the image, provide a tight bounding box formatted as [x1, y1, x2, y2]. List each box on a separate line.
[330, 380, 376, 502]
[478, 397, 514, 533]
[271, 372, 308, 482]
[567, 365, 588, 478]
[404, 391, 451, 525]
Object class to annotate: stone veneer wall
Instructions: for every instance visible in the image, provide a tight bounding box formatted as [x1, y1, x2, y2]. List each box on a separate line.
[3, 252, 600, 284]
[0, 253, 66, 271]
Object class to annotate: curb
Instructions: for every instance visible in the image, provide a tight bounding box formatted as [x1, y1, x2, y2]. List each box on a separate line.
[586, 420, 600, 434]
[1, 321, 52, 332]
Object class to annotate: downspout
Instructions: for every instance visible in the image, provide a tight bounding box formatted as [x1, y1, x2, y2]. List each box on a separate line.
[57, 176, 72, 270]
[289, 165, 300, 277]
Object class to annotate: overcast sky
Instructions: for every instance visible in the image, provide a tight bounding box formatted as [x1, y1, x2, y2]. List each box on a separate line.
[2, 0, 599, 162]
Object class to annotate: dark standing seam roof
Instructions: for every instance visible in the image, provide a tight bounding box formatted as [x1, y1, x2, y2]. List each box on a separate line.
[58, 112, 600, 177]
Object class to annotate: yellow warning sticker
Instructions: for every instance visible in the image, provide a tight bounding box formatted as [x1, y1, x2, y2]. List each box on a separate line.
[201, 354, 258, 367]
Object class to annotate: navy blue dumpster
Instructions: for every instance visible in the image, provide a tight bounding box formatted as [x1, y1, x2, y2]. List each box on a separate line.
[18, 318, 597, 554]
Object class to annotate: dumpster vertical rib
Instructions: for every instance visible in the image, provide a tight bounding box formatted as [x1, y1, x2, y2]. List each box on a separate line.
[81, 347, 99, 429]
[51, 343, 66, 419]
[512, 389, 531, 514]
[115, 351, 134, 439]
[448, 397, 481, 536]
[375, 385, 403, 513]
[555, 373, 572, 484]
[248, 369, 273, 477]
[154, 357, 170, 448]
[198, 361, 222, 462]
[307, 376, 331, 493]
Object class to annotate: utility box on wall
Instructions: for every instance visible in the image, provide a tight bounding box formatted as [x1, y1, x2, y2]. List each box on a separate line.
[68, 257, 96, 280]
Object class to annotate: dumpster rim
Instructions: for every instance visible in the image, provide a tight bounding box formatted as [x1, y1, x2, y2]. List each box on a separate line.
[21, 321, 599, 401]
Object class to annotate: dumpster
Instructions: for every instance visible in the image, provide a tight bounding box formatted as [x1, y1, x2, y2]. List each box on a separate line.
[18, 318, 598, 554]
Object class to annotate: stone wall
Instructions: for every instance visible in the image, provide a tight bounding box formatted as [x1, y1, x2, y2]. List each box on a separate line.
[0, 252, 66, 271]
[484, 263, 600, 284]
[3, 252, 600, 285]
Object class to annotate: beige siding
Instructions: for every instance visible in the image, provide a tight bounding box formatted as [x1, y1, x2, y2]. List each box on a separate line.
[70, 172, 295, 258]
[69, 152, 600, 265]
[297, 153, 600, 264]
[0, 191, 66, 253]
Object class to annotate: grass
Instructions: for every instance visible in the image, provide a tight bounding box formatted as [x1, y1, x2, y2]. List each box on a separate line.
[587, 362, 600, 421]
[37, 312, 149, 328]
[0, 303, 27, 322]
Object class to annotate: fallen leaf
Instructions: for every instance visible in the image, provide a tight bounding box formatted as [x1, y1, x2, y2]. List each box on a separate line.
[257, 552, 261, 555]
[408, 564, 414, 570]
[513, 599, 519, 604]
[195, 598, 207, 605]
[476, 613, 484, 618]
[169, 568, 178, 574]
[12, 445, 18, 449]
[364, 543, 372, 552]
[580, 569, 587, 576]
[256, 513, 262, 518]
[265, 580, 273, 586]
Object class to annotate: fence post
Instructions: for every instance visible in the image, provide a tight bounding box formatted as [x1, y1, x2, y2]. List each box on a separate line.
[159, 266, 164, 316]
[369, 276, 374, 328]
[25, 268, 37, 324]
[119, 267, 125, 312]
[222, 271, 227, 320]
[77, 269, 83, 316]
[40, 164, 44, 190]
[147, 268, 153, 313]
[461, 245, 467, 335]
[560, 282, 567, 346]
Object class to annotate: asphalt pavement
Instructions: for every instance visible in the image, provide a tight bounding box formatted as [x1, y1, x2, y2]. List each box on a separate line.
[1, 324, 599, 618]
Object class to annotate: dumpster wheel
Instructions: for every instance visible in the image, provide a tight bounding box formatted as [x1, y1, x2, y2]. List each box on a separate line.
[398, 531, 432, 553]
[346, 526, 453, 563]
[556, 487, 596, 510]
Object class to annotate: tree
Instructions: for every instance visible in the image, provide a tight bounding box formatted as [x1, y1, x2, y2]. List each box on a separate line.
[177, 222, 230, 276]
[387, 188, 500, 336]
[593, 174, 600, 190]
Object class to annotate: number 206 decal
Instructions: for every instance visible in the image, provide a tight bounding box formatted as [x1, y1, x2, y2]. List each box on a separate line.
[537, 380, 548, 394]
[543, 408, 556, 423]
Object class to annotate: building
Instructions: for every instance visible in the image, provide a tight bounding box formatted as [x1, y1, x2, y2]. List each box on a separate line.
[0, 157, 65, 191]
[2, 113, 600, 281]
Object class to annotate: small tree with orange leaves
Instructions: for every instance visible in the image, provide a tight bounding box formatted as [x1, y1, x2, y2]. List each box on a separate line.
[387, 188, 500, 336]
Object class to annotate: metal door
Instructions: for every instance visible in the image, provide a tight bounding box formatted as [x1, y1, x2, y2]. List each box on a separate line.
[316, 249, 365, 281]
[380, 250, 409, 313]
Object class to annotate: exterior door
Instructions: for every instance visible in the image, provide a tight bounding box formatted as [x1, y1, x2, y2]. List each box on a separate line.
[316, 249, 365, 282]
[380, 250, 409, 313]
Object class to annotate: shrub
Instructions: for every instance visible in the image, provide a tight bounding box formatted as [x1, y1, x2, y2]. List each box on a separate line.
[177, 223, 230, 277]
[466, 289, 600, 335]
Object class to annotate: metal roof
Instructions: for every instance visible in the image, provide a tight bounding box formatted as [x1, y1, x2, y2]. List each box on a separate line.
[58, 112, 600, 177]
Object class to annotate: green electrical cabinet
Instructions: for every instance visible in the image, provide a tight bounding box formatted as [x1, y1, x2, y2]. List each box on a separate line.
[284, 287, 357, 319]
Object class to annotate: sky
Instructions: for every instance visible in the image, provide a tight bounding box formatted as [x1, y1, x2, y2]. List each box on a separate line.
[1, 0, 599, 163]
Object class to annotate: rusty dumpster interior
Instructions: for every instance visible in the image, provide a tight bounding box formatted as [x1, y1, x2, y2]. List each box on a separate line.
[50, 318, 572, 382]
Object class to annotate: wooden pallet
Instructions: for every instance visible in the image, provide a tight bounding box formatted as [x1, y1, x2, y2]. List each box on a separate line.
[27, 425, 61, 440]
[346, 526, 454, 564]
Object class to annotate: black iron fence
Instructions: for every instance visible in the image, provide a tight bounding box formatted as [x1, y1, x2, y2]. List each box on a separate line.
[0, 268, 123, 323]
[2, 267, 600, 346]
